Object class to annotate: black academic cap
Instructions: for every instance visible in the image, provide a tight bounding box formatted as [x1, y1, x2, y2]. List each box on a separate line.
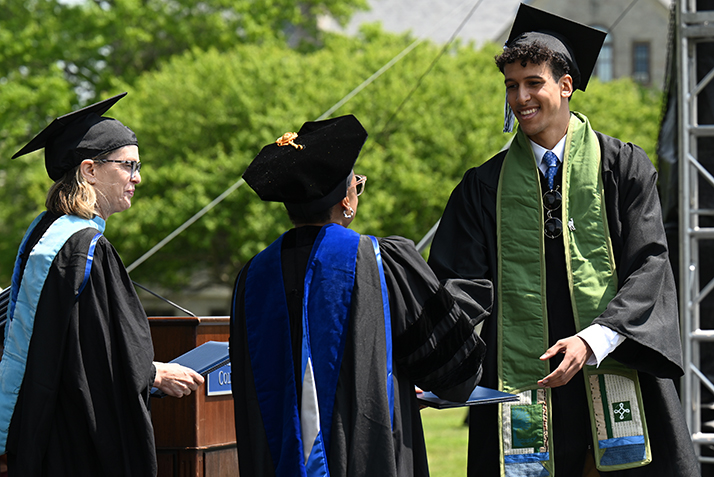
[12, 92, 138, 181]
[243, 115, 368, 216]
[505, 3, 606, 91]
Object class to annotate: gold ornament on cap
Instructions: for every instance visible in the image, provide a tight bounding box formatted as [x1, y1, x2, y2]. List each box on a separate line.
[276, 132, 304, 150]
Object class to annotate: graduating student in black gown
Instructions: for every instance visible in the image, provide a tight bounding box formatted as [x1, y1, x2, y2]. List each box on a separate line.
[230, 115, 491, 476]
[0, 93, 203, 477]
[428, 5, 698, 477]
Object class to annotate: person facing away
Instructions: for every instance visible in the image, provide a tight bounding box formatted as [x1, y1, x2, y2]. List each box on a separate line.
[0, 93, 203, 477]
[428, 4, 699, 477]
[229, 114, 491, 477]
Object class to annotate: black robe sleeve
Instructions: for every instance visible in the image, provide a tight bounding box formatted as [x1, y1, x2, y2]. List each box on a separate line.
[428, 154, 505, 395]
[594, 133, 684, 378]
[378, 236, 490, 400]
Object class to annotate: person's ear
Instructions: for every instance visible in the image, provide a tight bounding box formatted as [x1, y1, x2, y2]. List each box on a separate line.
[80, 159, 98, 184]
[560, 74, 574, 99]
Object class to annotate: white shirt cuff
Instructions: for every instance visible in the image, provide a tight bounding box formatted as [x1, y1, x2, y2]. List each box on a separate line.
[577, 324, 626, 367]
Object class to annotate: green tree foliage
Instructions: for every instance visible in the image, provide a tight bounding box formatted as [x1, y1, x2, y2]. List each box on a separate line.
[0, 15, 664, 287]
[571, 78, 663, 165]
[0, 69, 75, 280]
[99, 33, 504, 286]
[0, 0, 363, 282]
[0, 0, 367, 96]
[93, 30, 662, 288]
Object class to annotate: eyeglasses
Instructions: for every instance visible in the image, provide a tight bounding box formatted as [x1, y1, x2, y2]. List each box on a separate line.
[352, 174, 367, 196]
[95, 158, 142, 179]
[543, 188, 562, 239]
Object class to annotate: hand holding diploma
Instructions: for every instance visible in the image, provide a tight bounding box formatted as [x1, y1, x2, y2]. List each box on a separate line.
[153, 362, 204, 398]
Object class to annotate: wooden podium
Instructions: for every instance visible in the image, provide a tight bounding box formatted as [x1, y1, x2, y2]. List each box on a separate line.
[149, 316, 238, 477]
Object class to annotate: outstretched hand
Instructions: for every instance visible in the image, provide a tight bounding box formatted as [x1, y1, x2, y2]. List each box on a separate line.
[537, 336, 593, 388]
[153, 362, 204, 398]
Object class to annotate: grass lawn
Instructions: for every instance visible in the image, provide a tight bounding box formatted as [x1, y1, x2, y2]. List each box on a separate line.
[421, 406, 470, 476]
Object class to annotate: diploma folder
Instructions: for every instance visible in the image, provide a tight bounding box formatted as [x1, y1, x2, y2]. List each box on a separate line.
[150, 341, 230, 397]
[417, 386, 518, 409]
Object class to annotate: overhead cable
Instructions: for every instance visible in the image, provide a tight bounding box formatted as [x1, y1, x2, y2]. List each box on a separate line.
[126, 0, 483, 273]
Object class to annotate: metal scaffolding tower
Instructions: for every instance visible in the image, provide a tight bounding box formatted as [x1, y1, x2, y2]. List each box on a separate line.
[678, 0, 714, 469]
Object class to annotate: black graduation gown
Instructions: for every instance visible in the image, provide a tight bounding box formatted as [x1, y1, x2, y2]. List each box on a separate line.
[5, 213, 157, 477]
[428, 132, 699, 476]
[230, 226, 491, 477]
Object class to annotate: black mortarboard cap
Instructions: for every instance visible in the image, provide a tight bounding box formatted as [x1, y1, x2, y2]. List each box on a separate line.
[11, 92, 138, 181]
[505, 3, 606, 91]
[243, 115, 368, 216]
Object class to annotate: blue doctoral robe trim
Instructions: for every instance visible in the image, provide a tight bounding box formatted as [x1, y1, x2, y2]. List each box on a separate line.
[244, 224, 360, 477]
[0, 213, 105, 453]
[244, 234, 302, 477]
[369, 235, 394, 428]
[77, 232, 104, 299]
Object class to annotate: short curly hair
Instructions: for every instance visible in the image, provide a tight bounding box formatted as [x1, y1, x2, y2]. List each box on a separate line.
[495, 40, 570, 82]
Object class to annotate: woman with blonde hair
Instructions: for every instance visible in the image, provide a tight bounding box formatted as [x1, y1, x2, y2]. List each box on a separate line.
[0, 93, 203, 477]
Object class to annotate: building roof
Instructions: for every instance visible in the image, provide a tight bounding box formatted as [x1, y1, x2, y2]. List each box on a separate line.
[326, 0, 672, 46]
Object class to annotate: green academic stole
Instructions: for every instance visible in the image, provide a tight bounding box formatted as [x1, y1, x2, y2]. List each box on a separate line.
[496, 112, 651, 475]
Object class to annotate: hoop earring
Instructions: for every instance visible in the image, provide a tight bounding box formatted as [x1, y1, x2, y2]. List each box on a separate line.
[343, 207, 354, 219]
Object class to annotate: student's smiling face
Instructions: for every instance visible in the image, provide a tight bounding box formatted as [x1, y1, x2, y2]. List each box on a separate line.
[504, 60, 573, 149]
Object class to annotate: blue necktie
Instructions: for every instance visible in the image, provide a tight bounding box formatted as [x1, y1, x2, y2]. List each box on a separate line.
[543, 151, 559, 190]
